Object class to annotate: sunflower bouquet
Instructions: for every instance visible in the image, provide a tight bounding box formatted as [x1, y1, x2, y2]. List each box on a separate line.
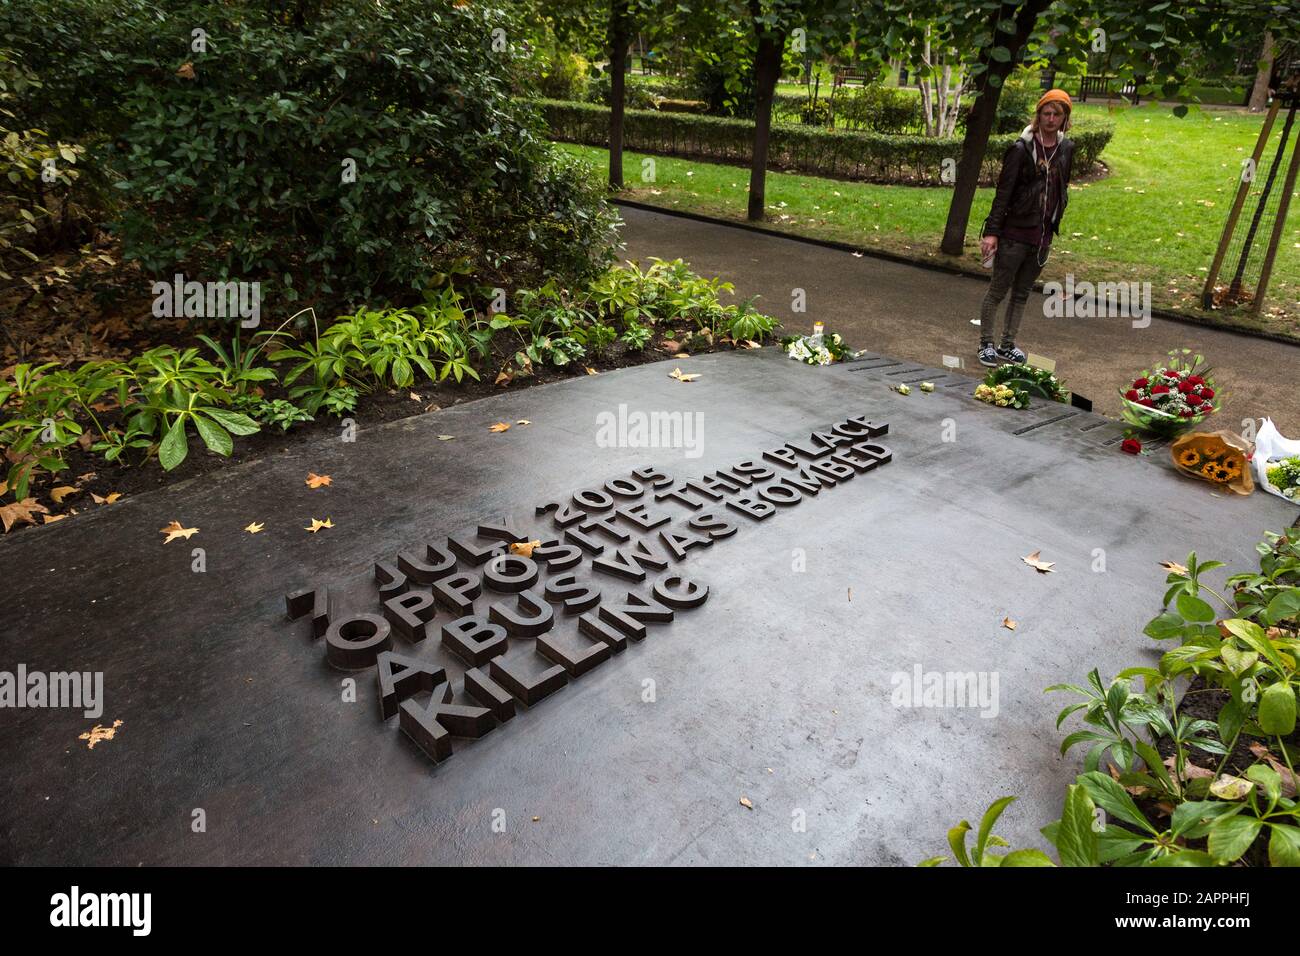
[1120, 349, 1219, 439]
[1169, 430, 1253, 495]
[974, 362, 1069, 409]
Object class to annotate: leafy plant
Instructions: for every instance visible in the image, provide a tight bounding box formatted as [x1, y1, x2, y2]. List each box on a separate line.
[620, 324, 652, 350]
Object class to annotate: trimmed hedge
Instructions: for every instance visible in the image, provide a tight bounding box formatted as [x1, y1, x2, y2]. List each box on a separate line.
[540, 99, 1114, 187]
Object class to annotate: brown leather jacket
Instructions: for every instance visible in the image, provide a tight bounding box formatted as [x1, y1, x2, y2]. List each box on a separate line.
[982, 129, 1075, 239]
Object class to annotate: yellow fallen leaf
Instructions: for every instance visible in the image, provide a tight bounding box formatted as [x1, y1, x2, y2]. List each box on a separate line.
[43, 513, 67, 524]
[175, 61, 195, 79]
[408, 392, 421, 401]
[437, 435, 455, 441]
[160, 520, 199, 544]
[489, 422, 511, 433]
[0, 480, 7, 496]
[669, 367, 700, 382]
[91, 492, 122, 505]
[509, 539, 542, 557]
[516, 419, 531, 426]
[494, 370, 513, 386]
[1002, 617, 1018, 630]
[50, 485, 78, 504]
[305, 517, 334, 533]
[742, 339, 762, 349]
[1022, 550, 1055, 573]
[76, 472, 97, 483]
[0, 497, 48, 532]
[584, 366, 599, 375]
[244, 521, 265, 534]
[305, 472, 331, 488]
[79, 719, 123, 749]
[739, 796, 754, 810]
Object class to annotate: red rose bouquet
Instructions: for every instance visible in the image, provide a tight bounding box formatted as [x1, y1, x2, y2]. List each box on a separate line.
[1119, 350, 1220, 439]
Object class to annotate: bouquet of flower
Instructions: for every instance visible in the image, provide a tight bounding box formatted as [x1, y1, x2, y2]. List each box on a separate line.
[1170, 430, 1253, 495]
[1265, 456, 1300, 501]
[1120, 350, 1219, 438]
[782, 331, 851, 366]
[974, 362, 1069, 409]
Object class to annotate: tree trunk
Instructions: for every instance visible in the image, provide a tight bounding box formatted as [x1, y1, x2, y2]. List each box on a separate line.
[608, 4, 631, 190]
[1249, 31, 1274, 112]
[939, 0, 1050, 256]
[747, 30, 784, 222]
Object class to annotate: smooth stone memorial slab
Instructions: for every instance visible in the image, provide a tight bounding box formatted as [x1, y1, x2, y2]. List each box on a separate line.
[0, 348, 1293, 866]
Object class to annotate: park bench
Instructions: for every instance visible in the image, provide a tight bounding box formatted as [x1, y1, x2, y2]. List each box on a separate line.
[1077, 74, 1140, 105]
[833, 70, 872, 89]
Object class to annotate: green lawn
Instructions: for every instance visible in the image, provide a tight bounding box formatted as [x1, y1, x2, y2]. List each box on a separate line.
[557, 103, 1300, 339]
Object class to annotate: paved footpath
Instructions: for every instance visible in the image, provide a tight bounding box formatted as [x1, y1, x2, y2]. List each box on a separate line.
[618, 205, 1300, 435]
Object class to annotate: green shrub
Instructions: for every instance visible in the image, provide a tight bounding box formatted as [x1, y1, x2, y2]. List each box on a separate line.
[535, 51, 592, 101]
[833, 85, 923, 134]
[541, 99, 1114, 186]
[1, 0, 619, 309]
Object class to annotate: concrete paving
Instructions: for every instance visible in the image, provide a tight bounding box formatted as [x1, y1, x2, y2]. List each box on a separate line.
[618, 205, 1300, 435]
[1, 348, 1294, 866]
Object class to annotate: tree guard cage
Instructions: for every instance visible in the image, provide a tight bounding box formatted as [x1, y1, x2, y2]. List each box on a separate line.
[1202, 76, 1300, 314]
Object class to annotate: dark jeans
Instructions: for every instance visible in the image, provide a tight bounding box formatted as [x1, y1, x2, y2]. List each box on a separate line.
[979, 238, 1043, 348]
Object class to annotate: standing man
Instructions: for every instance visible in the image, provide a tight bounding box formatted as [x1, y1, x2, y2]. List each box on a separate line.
[976, 89, 1075, 367]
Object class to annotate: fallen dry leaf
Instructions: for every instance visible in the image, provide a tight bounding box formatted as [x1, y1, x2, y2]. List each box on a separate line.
[160, 520, 199, 544]
[495, 369, 513, 386]
[1249, 743, 1299, 797]
[42, 514, 67, 524]
[77, 432, 92, 450]
[739, 796, 754, 810]
[79, 719, 123, 749]
[1002, 617, 1018, 630]
[584, 366, 599, 375]
[509, 539, 542, 558]
[532, 816, 540, 822]
[488, 422, 511, 433]
[437, 435, 455, 441]
[0, 480, 7, 496]
[847, 587, 852, 602]
[75, 472, 97, 483]
[661, 339, 681, 352]
[669, 367, 700, 383]
[742, 339, 762, 349]
[305, 517, 334, 533]
[1160, 560, 1190, 576]
[50, 485, 78, 504]
[408, 392, 421, 401]
[517, 419, 531, 426]
[1210, 774, 1254, 800]
[1163, 756, 1214, 783]
[244, 521, 265, 534]
[91, 492, 122, 505]
[1, 497, 49, 532]
[1022, 550, 1055, 574]
[305, 472, 332, 488]
[175, 62, 195, 80]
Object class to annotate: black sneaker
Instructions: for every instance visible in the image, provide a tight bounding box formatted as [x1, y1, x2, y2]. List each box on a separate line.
[998, 344, 1027, 364]
[978, 343, 1000, 367]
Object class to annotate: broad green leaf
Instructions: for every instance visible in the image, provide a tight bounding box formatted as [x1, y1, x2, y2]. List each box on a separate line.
[1000, 849, 1056, 867]
[202, 407, 260, 436]
[1207, 815, 1262, 863]
[193, 415, 232, 457]
[974, 796, 1016, 864]
[1176, 592, 1216, 623]
[1264, 588, 1300, 626]
[947, 820, 972, 868]
[1258, 684, 1297, 736]
[1054, 784, 1099, 867]
[1076, 772, 1155, 833]
[1170, 800, 1240, 839]
[1268, 824, 1300, 867]
[158, 416, 188, 471]
[1146, 850, 1217, 867]
[916, 856, 947, 867]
